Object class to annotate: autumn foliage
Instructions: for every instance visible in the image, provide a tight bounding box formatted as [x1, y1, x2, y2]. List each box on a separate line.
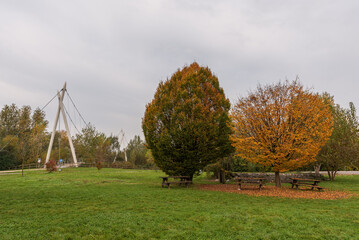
[45, 159, 57, 173]
[142, 62, 233, 178]
[230, 81, 333, 187]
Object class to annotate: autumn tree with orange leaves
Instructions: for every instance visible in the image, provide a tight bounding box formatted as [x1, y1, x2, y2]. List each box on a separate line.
[230, 80, 333, 187]
[142, 63, 233, 179]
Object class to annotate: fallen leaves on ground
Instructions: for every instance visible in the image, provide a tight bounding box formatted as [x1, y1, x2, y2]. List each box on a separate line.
[197, 184, 356, 200]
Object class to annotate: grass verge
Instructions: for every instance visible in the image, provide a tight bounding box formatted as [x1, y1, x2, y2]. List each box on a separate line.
[0, 168, 358, 239]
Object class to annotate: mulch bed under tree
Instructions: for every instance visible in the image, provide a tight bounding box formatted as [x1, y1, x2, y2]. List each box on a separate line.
[197, 184, 355, 200]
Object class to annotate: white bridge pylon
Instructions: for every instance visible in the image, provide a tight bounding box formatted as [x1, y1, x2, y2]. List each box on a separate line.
[45, 82, 78, 166]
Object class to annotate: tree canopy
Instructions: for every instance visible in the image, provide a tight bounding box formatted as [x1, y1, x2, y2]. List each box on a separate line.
[75, 124, 117, 164]
[126, 135, 147, 166]
[230, 80, 333, 186]
[0, 104, 48, 169]
[317, 101, 359, 180]
[142, 62, 233, 178]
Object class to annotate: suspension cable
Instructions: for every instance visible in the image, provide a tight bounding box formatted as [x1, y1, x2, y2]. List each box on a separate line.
[65, 90, 89, 128]
[62, 104, 82, 135]
[41, 92, 59, 111]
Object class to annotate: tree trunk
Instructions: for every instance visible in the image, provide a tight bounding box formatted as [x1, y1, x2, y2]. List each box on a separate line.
[219, 170, 226, 184]
[327, 170, 337, 181]
[274, 171, 281, 187]
[314, 163, 321, 177]
[332, 170, 337, 181]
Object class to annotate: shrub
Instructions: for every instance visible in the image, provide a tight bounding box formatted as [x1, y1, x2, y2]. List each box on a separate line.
[96, 161, 103, 170]
[45, 159, 57, 172]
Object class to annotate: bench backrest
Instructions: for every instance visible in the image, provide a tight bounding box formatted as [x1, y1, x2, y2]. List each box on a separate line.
[236, 178, 265, 183]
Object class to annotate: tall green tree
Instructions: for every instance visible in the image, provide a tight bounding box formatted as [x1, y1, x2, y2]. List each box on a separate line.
[0, 144, 16, 170]
[0, 104, 20, 137]
[317, 102, 359, 180]
[142, 62, 233, 178]
[75, 124, 101, 163]
[17, 106, 33, 170]
[0, 104, 21, 168]
[75, 124, 118, 164]
[0, 105, 48, 170]
[126, 135, 147, 166]
[29, 108, 49, 162]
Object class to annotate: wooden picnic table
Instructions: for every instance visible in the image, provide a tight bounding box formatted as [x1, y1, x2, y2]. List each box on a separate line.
[160, 176, 192, 189]
[235, 177, 265, 190]
[290, 178, 325, 191]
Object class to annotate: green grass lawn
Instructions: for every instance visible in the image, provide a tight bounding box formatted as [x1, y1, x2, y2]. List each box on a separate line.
[0, 168, 358, 240]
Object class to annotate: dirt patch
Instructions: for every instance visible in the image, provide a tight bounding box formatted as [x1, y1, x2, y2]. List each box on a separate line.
[197, 184, 355, 200]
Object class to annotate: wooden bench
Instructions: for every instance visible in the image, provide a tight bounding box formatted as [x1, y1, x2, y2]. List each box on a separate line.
[160, 176, 192, 189]
[235, 177, 265, 190]
[290, 178, 326, 191]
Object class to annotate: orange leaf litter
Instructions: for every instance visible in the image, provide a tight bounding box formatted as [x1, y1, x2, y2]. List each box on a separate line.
[197, 184, 356, 200]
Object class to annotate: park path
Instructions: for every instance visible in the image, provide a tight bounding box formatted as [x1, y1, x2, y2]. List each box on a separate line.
[320, 171, 359, 175]
[0, 168, 45, 175]
[0, 163, 77, 175]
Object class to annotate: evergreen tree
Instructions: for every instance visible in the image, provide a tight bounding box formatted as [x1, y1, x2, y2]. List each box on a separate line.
[143, 62, 233, 178]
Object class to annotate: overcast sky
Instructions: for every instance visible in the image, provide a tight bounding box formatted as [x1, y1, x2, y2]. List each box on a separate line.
[1, 0, 359, 144]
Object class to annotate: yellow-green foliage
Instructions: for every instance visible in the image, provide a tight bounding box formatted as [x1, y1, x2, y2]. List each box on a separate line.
[142, 62, 233, 177]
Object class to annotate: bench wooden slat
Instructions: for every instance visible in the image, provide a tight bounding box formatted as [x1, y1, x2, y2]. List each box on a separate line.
[161, 176, 193, 189]
[292, 183, 326, 191]
[297, 185, 322, 189]
[235, 178, 265, 191]
[166, 181, 192, 184]
[239, 182, 263, 184]
[295, 184, 324, 189]
[290, 178, 320, 181]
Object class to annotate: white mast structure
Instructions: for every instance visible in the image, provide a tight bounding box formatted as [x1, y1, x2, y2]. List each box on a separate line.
[45, 82, 78, 166]
[113, 129, 128, 163]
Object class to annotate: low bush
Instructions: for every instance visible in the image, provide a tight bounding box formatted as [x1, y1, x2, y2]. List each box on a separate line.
[45, 159, 57, 172]
[96, 161, 103, 170]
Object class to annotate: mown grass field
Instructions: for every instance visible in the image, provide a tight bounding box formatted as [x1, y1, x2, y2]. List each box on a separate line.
[0, 168, 358, 240]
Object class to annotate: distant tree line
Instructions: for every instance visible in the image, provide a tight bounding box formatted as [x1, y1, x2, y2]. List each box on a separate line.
[0, 104, 48, 170]
[0, 104, 153, 170]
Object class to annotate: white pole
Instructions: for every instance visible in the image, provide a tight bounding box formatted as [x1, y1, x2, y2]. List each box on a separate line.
[58, 91, 78, 166]
[45, 82, 66, 165]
